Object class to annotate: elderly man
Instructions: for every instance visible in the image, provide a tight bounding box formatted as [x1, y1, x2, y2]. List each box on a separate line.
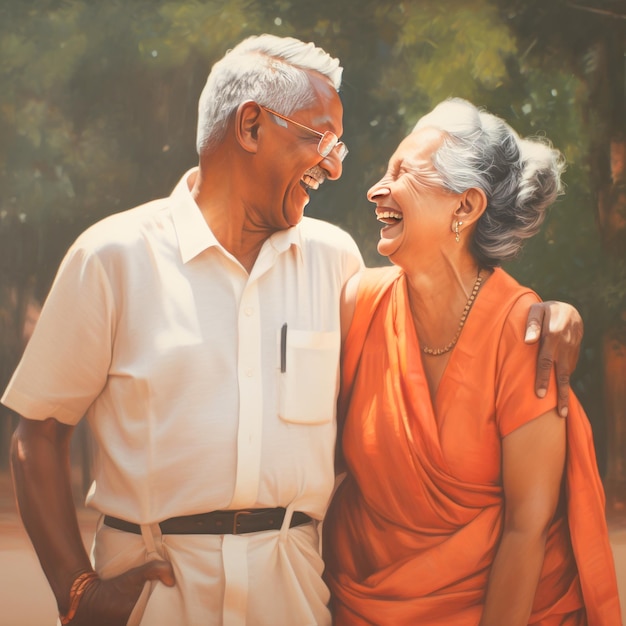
[2, 35, 581, 626]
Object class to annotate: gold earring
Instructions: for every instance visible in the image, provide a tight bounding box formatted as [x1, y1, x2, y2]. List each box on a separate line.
[453, 220, 464, 243]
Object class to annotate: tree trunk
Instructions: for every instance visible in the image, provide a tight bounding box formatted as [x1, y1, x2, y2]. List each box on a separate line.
[588, 18, 626, 515]
[604, 326, 626, 519]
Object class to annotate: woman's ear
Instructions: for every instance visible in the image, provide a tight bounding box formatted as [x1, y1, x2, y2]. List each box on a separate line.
[455, 187, 487, 226]
[235, 101, 261, 154]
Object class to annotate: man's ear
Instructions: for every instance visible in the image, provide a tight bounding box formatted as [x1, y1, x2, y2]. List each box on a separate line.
[455, 187, 487, 227]
[235, 101, 261, 154]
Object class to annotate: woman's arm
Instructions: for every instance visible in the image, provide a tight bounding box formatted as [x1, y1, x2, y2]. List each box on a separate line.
[479, 408, 566, 626]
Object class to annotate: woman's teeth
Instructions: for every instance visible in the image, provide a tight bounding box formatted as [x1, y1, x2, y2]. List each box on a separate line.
[377, 210, 403, 223]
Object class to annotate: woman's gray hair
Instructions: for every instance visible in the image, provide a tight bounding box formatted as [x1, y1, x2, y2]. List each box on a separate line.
[196, 34, 343, 154]
[415, 98, 566, 268]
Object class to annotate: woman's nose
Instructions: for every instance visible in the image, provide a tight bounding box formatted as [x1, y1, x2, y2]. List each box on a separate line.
[367, 182, 390, 203]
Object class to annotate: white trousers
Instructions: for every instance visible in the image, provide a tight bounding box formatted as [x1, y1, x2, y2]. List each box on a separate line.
[90, 513, 331, 626]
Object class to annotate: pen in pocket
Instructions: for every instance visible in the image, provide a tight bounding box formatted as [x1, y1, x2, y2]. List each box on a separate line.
[280, 323, 287, 373]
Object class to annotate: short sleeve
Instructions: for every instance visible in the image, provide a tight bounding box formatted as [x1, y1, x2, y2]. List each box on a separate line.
[1, 241, 115, 424]
[495, 293, 558, 437]
[343, 234, 366, 279]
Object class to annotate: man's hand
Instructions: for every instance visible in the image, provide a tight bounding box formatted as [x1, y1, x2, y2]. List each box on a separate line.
[10, 416, 176, 626]
[68, 560, 175, 626]
[524, 301, 584, 418]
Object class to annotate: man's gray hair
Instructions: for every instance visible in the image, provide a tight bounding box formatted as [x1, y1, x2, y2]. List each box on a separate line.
[415, 98, 566, 267]
[196, 34, 343, 154]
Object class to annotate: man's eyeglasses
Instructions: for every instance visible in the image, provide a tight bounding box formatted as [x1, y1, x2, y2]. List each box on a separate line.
[259, 105, 348, 162]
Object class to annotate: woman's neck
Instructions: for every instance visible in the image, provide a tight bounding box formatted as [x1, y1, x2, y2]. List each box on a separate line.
[404, 258, 486, 401]
[405, 259, 483, 353]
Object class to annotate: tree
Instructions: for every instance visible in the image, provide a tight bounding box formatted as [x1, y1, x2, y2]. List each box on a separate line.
[0, 0, 622, 482]
[494, 0, 626, 513]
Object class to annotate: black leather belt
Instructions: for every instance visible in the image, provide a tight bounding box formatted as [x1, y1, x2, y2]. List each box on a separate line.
[103, 508, 312, 536]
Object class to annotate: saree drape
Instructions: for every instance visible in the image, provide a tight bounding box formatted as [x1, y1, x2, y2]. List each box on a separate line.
[324, 267, 621, 625]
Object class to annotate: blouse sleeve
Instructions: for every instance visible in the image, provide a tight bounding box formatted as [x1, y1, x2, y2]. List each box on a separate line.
[495, 292, 559, 438]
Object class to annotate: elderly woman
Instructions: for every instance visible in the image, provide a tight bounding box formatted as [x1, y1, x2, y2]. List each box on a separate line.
[323, 99, 621, 625]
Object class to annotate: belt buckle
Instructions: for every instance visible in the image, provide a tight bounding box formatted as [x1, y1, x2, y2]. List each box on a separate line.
[232, 510, 253, 535]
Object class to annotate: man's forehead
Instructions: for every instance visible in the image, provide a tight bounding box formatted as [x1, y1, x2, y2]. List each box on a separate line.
[303, 72, 344, 130]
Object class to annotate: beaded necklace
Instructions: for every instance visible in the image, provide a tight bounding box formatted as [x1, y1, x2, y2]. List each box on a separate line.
[421, 272, 483, 356]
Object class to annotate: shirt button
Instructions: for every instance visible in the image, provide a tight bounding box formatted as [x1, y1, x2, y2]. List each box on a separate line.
[244, 307, 254, 316]
[245, 368, 254, 377]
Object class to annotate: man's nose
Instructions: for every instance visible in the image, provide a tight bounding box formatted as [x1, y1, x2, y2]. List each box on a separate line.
[320, 150, 343, 181]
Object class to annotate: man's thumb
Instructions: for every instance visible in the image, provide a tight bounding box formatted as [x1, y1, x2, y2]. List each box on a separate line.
[138, 559, 176, 587]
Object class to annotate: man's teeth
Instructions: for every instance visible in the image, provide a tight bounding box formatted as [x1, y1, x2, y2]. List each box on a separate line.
[377, 210, 403, 221]
[302, 175, 320, 190]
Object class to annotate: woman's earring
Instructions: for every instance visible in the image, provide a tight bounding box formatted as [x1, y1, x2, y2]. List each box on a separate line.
[453, 220, 464, 243]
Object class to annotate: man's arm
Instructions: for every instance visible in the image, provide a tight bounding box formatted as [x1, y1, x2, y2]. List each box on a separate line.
[11, 417, 174, 626]
[524, 301, 584, 417]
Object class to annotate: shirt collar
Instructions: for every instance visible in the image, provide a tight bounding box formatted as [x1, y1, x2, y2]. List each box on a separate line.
[170, 166, 304, 265]
[171, 168, 219, 264]
[268, 221, 303, 263]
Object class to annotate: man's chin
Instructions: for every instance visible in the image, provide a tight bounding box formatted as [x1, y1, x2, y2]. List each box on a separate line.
[286, 197, 308, 224]
[284, 207, 305, 228]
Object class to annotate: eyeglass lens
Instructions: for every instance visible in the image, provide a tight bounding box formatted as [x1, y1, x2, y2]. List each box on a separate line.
[318, 132, 348, 161]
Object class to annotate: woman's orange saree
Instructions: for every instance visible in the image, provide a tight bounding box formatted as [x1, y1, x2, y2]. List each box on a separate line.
[324, 267, 621, 625]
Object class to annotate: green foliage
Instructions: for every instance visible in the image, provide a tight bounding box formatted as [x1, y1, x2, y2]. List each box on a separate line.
[387, 1, 517, 112]
[0, 0, 277, 287]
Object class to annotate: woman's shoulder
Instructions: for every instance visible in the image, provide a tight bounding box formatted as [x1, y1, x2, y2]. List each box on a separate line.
[341, 266, 402, 345]
[358, 265, 402, 295]
[488, 269, 542, 332]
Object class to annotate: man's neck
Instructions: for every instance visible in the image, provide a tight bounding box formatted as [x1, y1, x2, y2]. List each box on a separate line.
[189, 165, 276, 274]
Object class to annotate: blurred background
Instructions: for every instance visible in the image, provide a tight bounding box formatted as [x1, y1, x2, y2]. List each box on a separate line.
[0, 0, 625, 510]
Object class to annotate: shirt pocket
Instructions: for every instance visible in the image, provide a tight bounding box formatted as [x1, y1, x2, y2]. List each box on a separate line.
[278, 329, 340, 425]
